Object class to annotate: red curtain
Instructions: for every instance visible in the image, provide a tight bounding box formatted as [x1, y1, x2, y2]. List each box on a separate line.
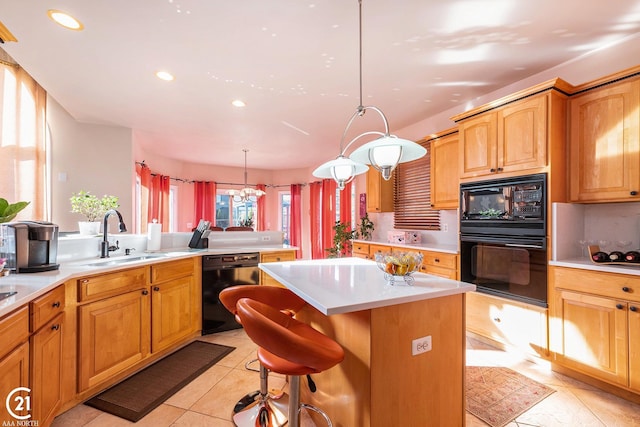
[340, 181, 352, 227]
[194, 181, 217, 226]
[321, 179, 337, 258]
[150, 175, 171, 231]
[290, 184, 302, 259]
[136, 163, 152, 233]
[256, 183, 266, 231]
[309, 181, 322, 259]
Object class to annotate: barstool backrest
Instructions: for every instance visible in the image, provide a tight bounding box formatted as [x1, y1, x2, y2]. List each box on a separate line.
[237, 298, 344, 373]
[220, 285, 306, 320]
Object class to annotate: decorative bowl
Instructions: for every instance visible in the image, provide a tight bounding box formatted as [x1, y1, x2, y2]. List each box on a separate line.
[375, 251, 423, 286]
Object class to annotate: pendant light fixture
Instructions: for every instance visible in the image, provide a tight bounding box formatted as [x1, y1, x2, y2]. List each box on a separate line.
[228, 149, 266, 202]
[312, 0, 426, 190]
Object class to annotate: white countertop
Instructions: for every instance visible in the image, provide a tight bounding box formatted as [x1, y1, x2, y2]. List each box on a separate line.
[550, 257, 640, 276]
[258, 257, 475, 315]
[0, 245, 296, 318]
[352, 239, 459, 254]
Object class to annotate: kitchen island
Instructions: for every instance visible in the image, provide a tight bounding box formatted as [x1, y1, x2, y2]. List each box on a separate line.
[259, 257, 476, 427]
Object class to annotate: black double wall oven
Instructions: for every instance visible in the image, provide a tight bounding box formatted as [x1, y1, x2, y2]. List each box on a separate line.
[460, 173, 548, 308]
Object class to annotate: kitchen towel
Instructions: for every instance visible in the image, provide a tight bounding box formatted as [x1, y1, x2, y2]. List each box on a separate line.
[147, 220, 162, 251]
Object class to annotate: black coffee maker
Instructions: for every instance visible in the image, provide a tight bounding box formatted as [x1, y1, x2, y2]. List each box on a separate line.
[0, 221, 60, 273]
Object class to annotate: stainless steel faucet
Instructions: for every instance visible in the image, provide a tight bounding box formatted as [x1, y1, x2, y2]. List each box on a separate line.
[100, 209, 127, 258]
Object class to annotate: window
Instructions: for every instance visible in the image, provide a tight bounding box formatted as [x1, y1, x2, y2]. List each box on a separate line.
[394, 140, 440, 229]
[216, 191, 258, 229]
[169, 185, 178, 232]
[280, 192, 291, 244]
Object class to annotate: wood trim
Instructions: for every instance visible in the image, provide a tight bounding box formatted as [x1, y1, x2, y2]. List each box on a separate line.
[569, 64, 640, 94]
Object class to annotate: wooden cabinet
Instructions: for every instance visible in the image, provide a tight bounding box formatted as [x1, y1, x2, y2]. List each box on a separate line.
[368, 244, 391, 260]
[260, 250, 296, 286]
[366, 169, 394, 212]
[77, 267, 150, 392]
[568, 77, 640, 202]
[30, 286, 65, 427]
[466, 291, 548, 358]
[550, 266, 640, 392]
[0, 306, 30, 421]
[418, 250, 458, 280]
[429, 130, 459, 209]
[352, 242, 370, 259]
[458, 94, 548, 179]
[150, 258, 199, 353]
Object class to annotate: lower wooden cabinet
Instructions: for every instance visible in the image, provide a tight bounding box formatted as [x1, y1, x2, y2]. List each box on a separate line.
[466, 291, 548, 358]
[419, 251, 457, 280]
[78, 288, 151, 391]
[30, 313, 64, 426]
[352, 242, 370, 259]
[151, 275, 197, 353]
[260, 250, 296, 286]
[0, 306, 30, 422]
[550, 266, 640, 392]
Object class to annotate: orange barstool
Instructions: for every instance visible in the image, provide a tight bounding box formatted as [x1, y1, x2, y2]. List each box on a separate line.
[236, 297, 345, 427]
[219, 285, 306, 426]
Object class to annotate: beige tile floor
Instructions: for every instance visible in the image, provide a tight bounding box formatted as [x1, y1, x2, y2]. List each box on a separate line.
[52, 330, 640, 427]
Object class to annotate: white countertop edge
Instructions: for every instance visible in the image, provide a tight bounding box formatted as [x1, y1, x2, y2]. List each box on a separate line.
[550, 259, 640, 276]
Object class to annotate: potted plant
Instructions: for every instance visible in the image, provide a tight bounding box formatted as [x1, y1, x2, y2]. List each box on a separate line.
[70, 191, 119, 235]
[356, 213, 375, 241]
[326, 221, 355, 258]
[0, 198, 29, 223]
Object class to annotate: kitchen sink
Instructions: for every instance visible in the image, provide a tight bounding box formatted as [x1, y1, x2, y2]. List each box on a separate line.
[0, 291, 18, 302]
[80, 254, 169, 267]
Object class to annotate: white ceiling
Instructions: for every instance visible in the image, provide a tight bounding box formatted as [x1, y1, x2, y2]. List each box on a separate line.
[1, 0, 640, 170]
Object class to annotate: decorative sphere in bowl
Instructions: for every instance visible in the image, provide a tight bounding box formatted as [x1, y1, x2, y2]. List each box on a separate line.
[375, 251, 423, 285]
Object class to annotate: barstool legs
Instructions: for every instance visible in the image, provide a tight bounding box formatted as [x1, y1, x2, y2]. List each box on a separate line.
[232, 364, 288, 427]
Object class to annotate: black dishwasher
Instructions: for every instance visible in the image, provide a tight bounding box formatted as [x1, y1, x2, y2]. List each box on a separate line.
[201, 253, 260, 335]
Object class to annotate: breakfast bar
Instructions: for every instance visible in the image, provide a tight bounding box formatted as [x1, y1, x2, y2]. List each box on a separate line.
[259, 257, 476, 427]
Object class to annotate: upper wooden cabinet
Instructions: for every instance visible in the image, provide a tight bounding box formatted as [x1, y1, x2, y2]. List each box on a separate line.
[428, 129, 459, 209]
[452, 78, 570, 184]
[568, 76, 640, 202]
[458, 94, 547, 179]
[366, 169, 394, 213]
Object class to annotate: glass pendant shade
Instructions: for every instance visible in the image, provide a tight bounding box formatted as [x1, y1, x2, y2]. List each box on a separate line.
[349, 135, 427, 180]
[312, 155, 369, 190]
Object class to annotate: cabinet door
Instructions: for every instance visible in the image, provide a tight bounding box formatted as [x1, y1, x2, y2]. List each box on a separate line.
[366, 170, 394, 212]
[151, 276, 196, 353]
[30, 313, 63, 426]
[430, 133, 459, 209]
[78, 289, 150, 391]
[352, 242, 370, 259]
[459, 111, 497, 178]
[569, 79, 640, 202]
[630, 303, 640, 392]
[0, 342, 29, 421]
[554, 289, 628, 386]
[497, 95, 547, 173]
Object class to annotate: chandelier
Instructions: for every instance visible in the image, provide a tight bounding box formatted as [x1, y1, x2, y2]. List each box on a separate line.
[312, 0, 426, 190]
[227, 149, 265, 202]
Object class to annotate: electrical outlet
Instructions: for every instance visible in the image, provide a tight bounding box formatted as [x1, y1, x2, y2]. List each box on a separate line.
[442, 223, 449, 232]
[261, 235, 271, 241]
[412, 335, 432, 356]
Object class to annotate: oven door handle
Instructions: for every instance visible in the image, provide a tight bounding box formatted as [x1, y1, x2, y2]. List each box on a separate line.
[504, 243, 543, 249]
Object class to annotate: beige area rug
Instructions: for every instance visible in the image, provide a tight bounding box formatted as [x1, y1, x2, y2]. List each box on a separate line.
[466, 366, 555, 427]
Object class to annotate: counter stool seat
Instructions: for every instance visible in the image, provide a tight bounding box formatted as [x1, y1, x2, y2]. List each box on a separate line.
[237, 297, 344, 427]
[219, 285, 306, 427]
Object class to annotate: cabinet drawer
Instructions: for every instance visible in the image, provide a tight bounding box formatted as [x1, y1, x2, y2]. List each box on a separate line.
[369, 244, 391, 258]
[0, 306, 29, 360]
[30, 285, 65, 332]
[353, 242, 370, 256]
[421, 264, 457, 280]
[551, 266, 640, 303]
[421, 252, 457, 269]
[260, 251, 295, 263]
[151, 257, 195, 283]
[78, 266, 149, 303]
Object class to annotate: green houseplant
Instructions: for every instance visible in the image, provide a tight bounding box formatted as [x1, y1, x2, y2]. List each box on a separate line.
[356, 213, 375, 241]
[70, 191, 119, 234]
[0, 198, 30, 223]
[326, 221, 356, 258]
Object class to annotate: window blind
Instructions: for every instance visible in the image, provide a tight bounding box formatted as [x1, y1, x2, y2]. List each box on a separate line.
[394, 140, 440, 230]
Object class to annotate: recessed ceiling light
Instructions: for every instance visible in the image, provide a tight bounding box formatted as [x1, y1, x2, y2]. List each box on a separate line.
[155, 71, 175, 81]
[47, 10, 84, 31]
[232, 100, 246, 107]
